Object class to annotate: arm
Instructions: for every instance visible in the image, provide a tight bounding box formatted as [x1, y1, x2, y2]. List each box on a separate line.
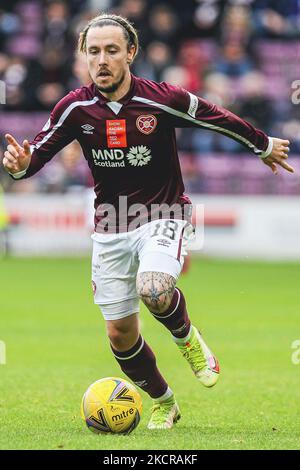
[161, 83, 294, 174]
[2, 94, 75, 179]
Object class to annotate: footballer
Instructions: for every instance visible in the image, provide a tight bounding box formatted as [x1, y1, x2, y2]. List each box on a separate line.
[2, 13, 294, 429]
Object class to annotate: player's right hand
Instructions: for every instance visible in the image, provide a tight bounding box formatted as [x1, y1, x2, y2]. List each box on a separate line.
[2, 133, 32, 175]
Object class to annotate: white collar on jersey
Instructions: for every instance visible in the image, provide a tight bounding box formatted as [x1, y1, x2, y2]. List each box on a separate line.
[106, 101, 123, 115]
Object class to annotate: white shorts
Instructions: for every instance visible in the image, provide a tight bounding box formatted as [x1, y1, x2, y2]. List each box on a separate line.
[91, 219, 192, 321]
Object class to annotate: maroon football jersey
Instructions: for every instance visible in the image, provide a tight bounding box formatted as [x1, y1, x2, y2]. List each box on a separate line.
[15, 74, 269, 232]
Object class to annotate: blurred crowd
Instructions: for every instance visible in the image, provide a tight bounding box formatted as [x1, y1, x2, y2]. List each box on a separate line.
[1, 0, 300, 195]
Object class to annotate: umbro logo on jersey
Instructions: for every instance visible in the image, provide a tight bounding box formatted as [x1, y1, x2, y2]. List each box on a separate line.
[81, 124, 94, 134]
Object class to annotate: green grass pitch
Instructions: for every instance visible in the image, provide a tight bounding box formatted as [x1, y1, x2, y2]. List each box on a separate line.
[0, 257, 299, 450]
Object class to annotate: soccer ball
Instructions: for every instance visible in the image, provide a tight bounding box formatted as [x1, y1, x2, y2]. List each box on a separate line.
[81, 377, 142, 435]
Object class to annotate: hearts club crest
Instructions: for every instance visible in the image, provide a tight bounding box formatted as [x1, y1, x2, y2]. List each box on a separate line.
[136, 115, 157, 135]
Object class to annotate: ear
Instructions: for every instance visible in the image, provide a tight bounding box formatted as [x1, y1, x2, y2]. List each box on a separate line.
[127, 45, 136, 64]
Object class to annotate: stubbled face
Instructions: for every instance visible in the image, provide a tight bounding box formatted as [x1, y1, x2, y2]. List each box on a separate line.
[86, 25, 135, 93]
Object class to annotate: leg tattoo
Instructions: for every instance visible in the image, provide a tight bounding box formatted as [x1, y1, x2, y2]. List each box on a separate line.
[137, 272, 176, 314]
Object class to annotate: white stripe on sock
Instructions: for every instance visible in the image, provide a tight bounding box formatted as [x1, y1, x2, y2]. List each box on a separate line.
[155, 387, 174, 403]
[172, 325, 193, 344]
[112, 337, 145, 361]
[151, 288, 181, 320]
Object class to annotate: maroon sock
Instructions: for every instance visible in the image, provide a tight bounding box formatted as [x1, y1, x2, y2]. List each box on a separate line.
[150, 288, 191, 339]
[110, 335, 169, 399]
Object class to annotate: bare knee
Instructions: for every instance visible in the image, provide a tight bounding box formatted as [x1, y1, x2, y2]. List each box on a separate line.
[136, 271, 176, 314]
[106, 314, 139, 352]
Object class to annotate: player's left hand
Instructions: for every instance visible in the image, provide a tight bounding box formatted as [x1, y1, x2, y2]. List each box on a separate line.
[263, 138, 294, 175]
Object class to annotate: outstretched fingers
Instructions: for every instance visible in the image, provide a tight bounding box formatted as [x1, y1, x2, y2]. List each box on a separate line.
[278, 160, 295, 173]
[265, 161, 278, 175]
[5, 134, 21, 151]
[22, 140, 31, 156]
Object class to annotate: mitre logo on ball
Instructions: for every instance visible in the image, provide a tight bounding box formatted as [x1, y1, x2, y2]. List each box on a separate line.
[136, 115, 157, 134]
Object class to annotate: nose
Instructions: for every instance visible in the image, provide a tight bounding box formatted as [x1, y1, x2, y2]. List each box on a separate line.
[98, 51, 108, 65]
